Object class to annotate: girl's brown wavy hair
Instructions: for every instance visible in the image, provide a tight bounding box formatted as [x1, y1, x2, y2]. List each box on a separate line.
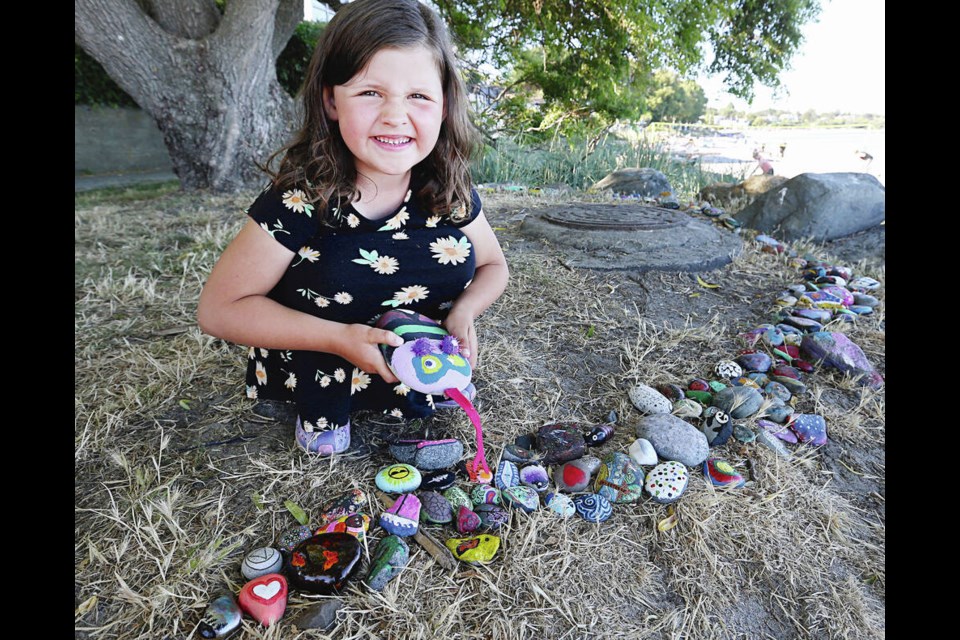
[264, 0, 479, 225]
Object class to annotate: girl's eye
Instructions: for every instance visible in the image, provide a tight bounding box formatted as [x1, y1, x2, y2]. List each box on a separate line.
[360, 90, 380, 97]
[410, 93, 429, 100]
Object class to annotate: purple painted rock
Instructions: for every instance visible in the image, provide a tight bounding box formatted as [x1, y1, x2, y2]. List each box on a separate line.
[644, 461, 689, 504]
[502, 485, 540, 513]
[757, 418, 797, 443]
[421, 469, 457, 491]
[585, 423, 615, 447]
[800, 290, 845, 310]
[735, 351, 773, 373]
[793, 308, 833, 323]
[378, 493, 421, 537]
[543, 492, 576, 518]
[636, 413, 709, 467]
[789, 414, 828, 445]
[656, 383, 686, 403]
[573, 493, 613, 523]
[536, 423, 588, 464]
[474, 503, 510, 530]
[628, 384, 673, 414]
[819, 285, 854, 306]
[828, 265, 853, 280]
[277, 525, 313, 553]
[316, 513, 371, 541]
[703, 458, 746, 488]
[418, 491, 453, 524]
[286, 533, 363, 594]
[388, 438, 464, 470]
[471, 484, 501, 506]
[554, 458, 596, 492]
[701, 410, 733, 447]
[456, 505, 482, 534]
[714, 360, 743, 379]
[318, 489, 367, 526]
[519, 464, 550, 492]
[594, 452, 644, 503]
[495, 459, 520, 491]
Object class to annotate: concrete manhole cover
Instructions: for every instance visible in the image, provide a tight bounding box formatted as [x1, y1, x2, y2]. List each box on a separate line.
[518, 203, 743, 272]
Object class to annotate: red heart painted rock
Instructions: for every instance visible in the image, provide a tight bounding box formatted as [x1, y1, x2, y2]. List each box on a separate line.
[238, 573, 287, 626]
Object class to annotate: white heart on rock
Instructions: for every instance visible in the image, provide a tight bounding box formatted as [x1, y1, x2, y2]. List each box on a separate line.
[253, 580, 282, 600]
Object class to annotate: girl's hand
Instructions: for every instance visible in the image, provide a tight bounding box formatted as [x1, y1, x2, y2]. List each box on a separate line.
[331, 324, 404, 383]
[443, 308, 478, 369]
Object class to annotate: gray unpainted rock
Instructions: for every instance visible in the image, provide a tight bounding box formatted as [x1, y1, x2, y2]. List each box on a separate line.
[699, 175, 789, 212]
[290, 599, 344, 631]
[735, 172, 885, 242]
[591, 167, 674, 197]
[636, 413, 709, 467]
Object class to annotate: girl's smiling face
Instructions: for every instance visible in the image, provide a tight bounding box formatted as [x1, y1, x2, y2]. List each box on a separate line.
[324, 45, 445, 187]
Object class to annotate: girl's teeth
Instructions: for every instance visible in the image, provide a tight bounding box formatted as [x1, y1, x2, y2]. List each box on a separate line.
[377, 137, 410, 145]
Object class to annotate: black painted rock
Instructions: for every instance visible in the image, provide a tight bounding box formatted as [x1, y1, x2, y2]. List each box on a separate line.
[420, 469, 457, 491]
[285, 533, 363, 595]
[536, 423, 587, 464]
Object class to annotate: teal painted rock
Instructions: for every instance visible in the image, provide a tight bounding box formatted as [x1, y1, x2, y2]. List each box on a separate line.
[544, 492, 576, 518]
[495, 459, 520, 490]
[365, 535, 409, 592]
[502, 485, 540, 513]
[594, 452, 644, 503]
[375, 464, 422, 493]
[198, 593, 242, 638]
[446, 534, 500, 564]
[644, 461, 689, 504]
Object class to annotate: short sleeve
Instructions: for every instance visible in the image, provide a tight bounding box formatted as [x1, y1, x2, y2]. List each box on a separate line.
[245, 184, 320, 253]
[448, 188, 483, 228]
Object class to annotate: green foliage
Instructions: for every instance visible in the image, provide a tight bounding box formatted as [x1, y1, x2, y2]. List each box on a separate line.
[646, 70, 708, 123]
[276, 21, 326, 97]
[75, 43, 138, 107]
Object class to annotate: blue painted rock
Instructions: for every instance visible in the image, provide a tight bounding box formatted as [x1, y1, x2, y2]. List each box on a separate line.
[286, 534, 363, 594]
[442, 486, 472, 512]
[421, 469, 457, 491]
[365, 535, 409, 592]
[502, 485, 540, 513]
[277, 525, 313, 553]
[734, 375, 765, 388]
[585, 423, 615, 447]
[712, 386, 764, 419]
[769, 375, 807, 396]
[628, 383, 673, 414]
[501, 443, 541, 464]
[316, 513, 371, 541]
[573, 493, 613, 523]
[388, 438, 463, 470]
[673, 398, 703, 418]
[793, 308, 832, 323]
[554, 458, 596, 493]
[628, 438, 658, 466]
[471, 484, 501, 506]
[445, 534, 500, 564]
[636, 413, 709, 467]
[789, 414, 828, 445]
[755, 430, 793, 459]
[514, 433, 537, 450]
[849, 305, 873, 315]
[780, 315, 823, 332]
[708, 380, 727, 393]
[375, 464, 422, 494]
[800, 290, 845, 310]
[544, 492, 576, 518]
[732, 423, 756, 443]
[238, 573, 287, 626]
[241, 547, 283, 580]
[418, 491, 453, 524]
[519, 464, 550, 492]
[757, 418, 797, 443]
[456, 506, 482, 534]
[735, 352, 773, 373]
[594, 452, 644, 503]
[764, 381, 792, 403]
[703, 458, 746, 488]
[853, 293, 879, 307]
[379, 493, 421, 537]
[644, 461, 689, 504]
[474, 503, 510, 531]
[762, 401, 795, 424]
[318, 489, 367, 526]
[495, 459, 520, 491]
[536, 423, 588, 464]
[740, 324, 784, 348]
[656, 383, 686, 402]
[701, 410, 733, 447]
[776, 323, 804, 337]
[685, 390, 713, 404]
[198, 593, 242, 639]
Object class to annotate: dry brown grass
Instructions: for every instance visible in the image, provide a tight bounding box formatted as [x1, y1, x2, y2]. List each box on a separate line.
[75, 187, 884, 639]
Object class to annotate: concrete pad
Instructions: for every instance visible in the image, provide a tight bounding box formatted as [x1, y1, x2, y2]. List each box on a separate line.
[518, 204, 742, 272]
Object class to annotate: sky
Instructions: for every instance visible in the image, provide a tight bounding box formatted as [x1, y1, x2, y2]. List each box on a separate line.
[698, 0, 885, 115]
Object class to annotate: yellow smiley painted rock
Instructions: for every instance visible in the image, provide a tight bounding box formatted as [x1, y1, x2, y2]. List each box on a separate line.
[445, 534, 501, 564]
[375, 463, 422, 493]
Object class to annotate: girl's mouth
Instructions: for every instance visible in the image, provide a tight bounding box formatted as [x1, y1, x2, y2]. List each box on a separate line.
[374, 136, 412, 146]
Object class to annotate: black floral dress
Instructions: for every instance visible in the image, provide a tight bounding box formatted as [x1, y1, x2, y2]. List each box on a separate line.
[243, 178, 480, 433]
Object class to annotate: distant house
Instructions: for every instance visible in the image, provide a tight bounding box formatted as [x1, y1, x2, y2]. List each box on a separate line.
[467, 83, 500, 112]
[303, 0, 334, 21]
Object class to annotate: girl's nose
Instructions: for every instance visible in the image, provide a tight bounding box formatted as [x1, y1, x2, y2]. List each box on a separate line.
[381, 99, 408, 125]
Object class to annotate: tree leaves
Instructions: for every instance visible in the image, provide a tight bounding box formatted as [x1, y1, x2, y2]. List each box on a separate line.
[284, 500, 309, 525]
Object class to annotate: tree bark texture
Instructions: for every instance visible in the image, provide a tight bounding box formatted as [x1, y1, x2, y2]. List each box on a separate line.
[76, 0, 303, 191]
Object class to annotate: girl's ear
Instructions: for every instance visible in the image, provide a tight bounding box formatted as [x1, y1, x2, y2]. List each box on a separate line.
[323, 86, 339, 121]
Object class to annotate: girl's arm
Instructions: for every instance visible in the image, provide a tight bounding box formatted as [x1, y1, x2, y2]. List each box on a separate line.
[442, 210, 509, 367]
[197, 220, 403, 381]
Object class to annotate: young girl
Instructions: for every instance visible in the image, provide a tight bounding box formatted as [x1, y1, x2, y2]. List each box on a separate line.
[197, 0, 508, 456]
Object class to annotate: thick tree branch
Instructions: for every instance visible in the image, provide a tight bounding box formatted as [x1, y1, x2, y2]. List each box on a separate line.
[272, 0, 305, 61]
[142, 0, 220, 38]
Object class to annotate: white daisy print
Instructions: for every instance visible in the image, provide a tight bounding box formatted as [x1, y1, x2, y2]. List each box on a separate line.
[302, 420, 314, 433]
[394, 383, 410, 396]
[259, 348, 269, 358]
[284, 372, 297, 390]
[334, 292, 353, 304]
[392, 232, 409, 240]
[260, 219, 290, 238]
[351, 368, 371, 395]
[248, 347, 256, 359]
[383, 285, 429, 307]
[246, 385, 258, 399]
[430, 236, 472, 265]
[390, 408, 405, 419]
[320, 375, 331, 388]
[315, 296, 330, 308]
[372, 256, 399, 275]
[347, 213, 360, 228]
[294, 246, 320, 266]
[282, 189, 314, 217]
[334, 368, 346, 383]
[315, 417, 329, 430]
[255, 361, 268, 385]
[426, 215, 441, 228]
[378, 207, 409, 231]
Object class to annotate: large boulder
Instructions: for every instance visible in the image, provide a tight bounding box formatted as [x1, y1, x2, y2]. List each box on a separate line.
[591, 168, 674, 198]
[734, 173, 885, 242]
[699, 175, 788, 213]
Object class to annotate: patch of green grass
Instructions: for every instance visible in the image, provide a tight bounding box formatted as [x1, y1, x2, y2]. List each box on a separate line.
[75, 179, 182, 207]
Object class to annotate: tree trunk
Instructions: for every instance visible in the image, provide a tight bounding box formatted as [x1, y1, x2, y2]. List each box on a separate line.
[75, 0, 304, 192]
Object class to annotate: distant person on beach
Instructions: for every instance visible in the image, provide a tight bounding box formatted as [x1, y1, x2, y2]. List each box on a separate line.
[779, 142, 787, 158]
[751, 149, 775, 176]
[855, 150, 874, 169]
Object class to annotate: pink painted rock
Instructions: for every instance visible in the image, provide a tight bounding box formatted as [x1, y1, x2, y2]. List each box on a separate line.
[238, 573, 287, 626]
[315, 513, 371, 541]
[456, 505, 482, 534]
[379, 493, 421, 537]
[800, 331, 883, 389]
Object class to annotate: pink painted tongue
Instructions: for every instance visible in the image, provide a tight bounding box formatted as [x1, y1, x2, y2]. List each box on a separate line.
[443, 386, 491, 483]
